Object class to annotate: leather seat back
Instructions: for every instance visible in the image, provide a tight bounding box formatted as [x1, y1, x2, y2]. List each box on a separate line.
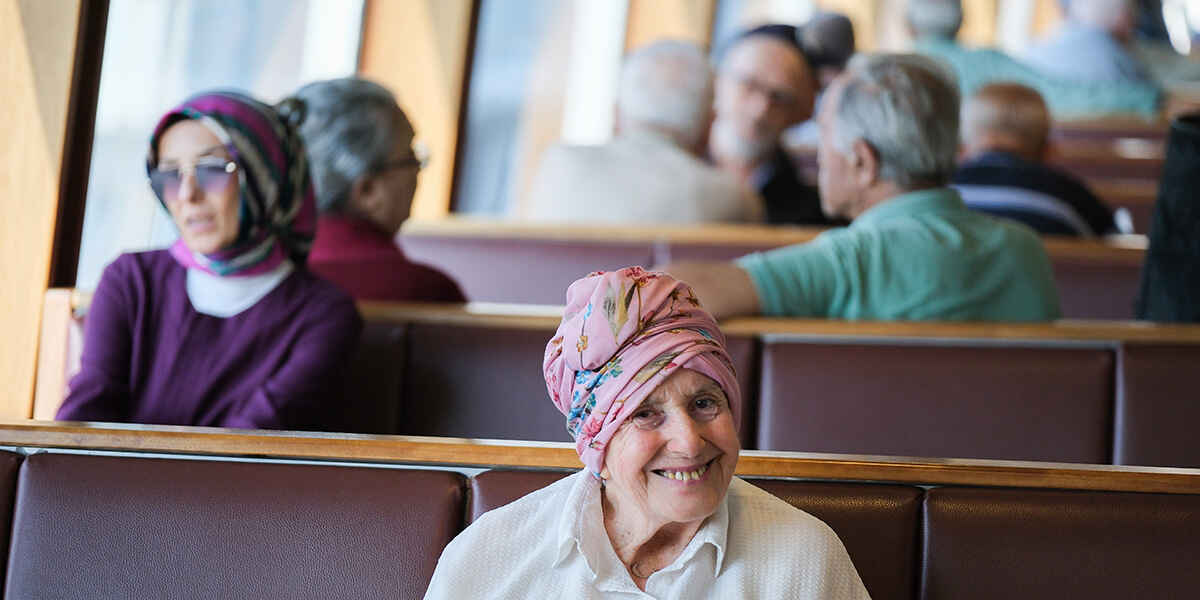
[6, 453, 466, 599]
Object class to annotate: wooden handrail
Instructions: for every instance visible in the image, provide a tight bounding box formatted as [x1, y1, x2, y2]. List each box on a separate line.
[359, 302, 1200, 344]
[2, 421, 1198, 495]
[54, 294, 1200, 345]
[401, 217, 1149, 257]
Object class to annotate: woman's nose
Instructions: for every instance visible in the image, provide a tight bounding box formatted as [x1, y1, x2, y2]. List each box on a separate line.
[176, 169, 201, 203]
[663, 413, 705, 456]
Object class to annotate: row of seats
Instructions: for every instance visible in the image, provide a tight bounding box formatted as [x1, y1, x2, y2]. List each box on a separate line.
[4, 424, 1198, 600]
[335, 305, 1200, 469]
[398, 218, 1146, 319]
[34, 295, 1200, 469]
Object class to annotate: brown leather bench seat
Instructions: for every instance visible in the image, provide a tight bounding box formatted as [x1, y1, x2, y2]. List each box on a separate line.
[400, 218, 1147, 319]
[2, 424, 1198, 600]
[756, 338, 1115, 461]
[1115, 343, 1200, 468]
[922, 486, 1200, 599]
[6, 452, 466, 599]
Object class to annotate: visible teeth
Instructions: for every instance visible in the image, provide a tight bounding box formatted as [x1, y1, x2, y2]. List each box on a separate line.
[661, 464, 708, 481]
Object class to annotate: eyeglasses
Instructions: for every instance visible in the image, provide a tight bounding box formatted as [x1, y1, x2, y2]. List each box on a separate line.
[729, 72, 801, 109]
[376, 140, 431, 173]
[148, 159, 237, 202]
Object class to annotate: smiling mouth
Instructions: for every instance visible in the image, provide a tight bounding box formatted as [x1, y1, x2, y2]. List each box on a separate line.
[653, 458, 715, 482]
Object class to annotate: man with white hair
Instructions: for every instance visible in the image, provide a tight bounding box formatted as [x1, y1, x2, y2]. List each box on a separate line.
[1021, 0, 1154, 84]
[660, 54, 1062, 322]
[523, 40, 762, 224]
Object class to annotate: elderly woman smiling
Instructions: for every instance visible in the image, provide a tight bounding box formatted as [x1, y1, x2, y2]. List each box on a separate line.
[424, 267, 868, 599]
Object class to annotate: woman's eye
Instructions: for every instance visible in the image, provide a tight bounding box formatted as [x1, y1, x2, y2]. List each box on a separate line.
[692, 395, 724, 418]
[631, 410, 664, 429]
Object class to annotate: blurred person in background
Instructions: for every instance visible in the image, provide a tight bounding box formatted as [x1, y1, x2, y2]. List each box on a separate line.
[58, 91, 361, 429]
[297, 77, 464, 302]
[710, 25, 836, 225]
[953, 82, 1119, 237]
[524, 41, 763, 224]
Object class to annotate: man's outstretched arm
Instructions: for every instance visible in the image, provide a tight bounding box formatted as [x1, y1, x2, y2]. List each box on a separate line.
[655, 260, 761, 320]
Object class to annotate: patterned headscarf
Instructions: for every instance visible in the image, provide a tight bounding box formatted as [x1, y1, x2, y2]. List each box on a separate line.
[544, 267, 741, 475]
[147, 91, 316, 276]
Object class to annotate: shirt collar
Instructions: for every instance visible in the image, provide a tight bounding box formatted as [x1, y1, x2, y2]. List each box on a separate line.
[554, 472, 603, 574]
[851, 186, 965, 229]
[554, 471, 732, 583]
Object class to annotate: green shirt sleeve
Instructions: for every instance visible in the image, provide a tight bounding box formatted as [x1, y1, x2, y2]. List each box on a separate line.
[735, 234, 849, 318]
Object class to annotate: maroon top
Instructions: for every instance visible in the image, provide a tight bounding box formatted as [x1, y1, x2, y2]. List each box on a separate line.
[58, 250, 362, 429]
[308, 215, 465, 302]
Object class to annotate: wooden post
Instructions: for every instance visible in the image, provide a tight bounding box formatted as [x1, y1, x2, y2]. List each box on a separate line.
[0, 0, 90, 419]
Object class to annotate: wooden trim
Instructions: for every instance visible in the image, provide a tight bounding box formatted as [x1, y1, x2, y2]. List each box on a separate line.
[357, 300, 1200, 345]
[3, 421, 1199, 495]
[400, 216, 1148, 261]
[32, 289, 75, 419]
[48, 0, 108, 288]
[1, 0, 86, 421]
[54, 290, 1200, 344]
[402, 215, 826, 244]
[448, 0, 481, 213]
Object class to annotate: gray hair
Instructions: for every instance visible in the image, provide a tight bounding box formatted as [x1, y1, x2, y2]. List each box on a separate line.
[830, 53, 960, 187]
[616, 40, 714, 149]
[292, 77, 414, 213]
[906, 0, 964, 40]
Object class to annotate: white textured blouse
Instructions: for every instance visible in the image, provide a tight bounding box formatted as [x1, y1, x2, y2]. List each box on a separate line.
[423, 470, 871, 599]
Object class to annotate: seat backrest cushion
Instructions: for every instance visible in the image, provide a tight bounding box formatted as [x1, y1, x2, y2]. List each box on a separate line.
[749, 479, 923, 600]
[1115, 343, 1200, 468]
[399, 235, 656, 304]
[1050, 252, 1141, 319]
[403, 324, 759, 446]
[314, 318, 407, 434]
[6, 453, 466, 600]
[403, 323, 572, 442]
[922, 486, 1200, 600]
[0, 451, 23, 591]
[757, 342, 1114, 463]
[469, 469, 574, 522]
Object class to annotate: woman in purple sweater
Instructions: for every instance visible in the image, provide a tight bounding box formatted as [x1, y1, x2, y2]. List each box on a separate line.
[57, 92, 362, 430]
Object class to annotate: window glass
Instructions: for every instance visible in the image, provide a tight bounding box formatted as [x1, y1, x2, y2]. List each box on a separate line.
[711, 0, 815, 58]
[76, 0, 362, 290]
[453, 0, 569, 216]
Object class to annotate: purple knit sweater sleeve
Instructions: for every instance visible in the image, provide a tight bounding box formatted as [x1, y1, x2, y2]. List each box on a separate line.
[57, 256, 138, 422]
[58, 251, 362, 430]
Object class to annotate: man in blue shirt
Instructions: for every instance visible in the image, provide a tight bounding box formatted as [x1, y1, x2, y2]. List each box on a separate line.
[953, 82, 1118, 237]
[660, 54, 1062, 322]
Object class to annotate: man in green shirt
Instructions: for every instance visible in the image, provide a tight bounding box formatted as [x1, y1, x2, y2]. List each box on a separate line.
[661, 53, 1062, 322]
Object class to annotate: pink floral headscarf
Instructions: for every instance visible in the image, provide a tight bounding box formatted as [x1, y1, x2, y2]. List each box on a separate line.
[544, 267, 741, 475]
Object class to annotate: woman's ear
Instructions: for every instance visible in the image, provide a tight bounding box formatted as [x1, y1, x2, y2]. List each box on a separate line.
[349, 173, 387, 218]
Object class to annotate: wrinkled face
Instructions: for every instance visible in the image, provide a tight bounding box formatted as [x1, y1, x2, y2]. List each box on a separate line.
[154, 119, 241, 255]
[600, 368, 740, 528]
[816, 79, 855, 220]
[713, 36, 816, 161]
